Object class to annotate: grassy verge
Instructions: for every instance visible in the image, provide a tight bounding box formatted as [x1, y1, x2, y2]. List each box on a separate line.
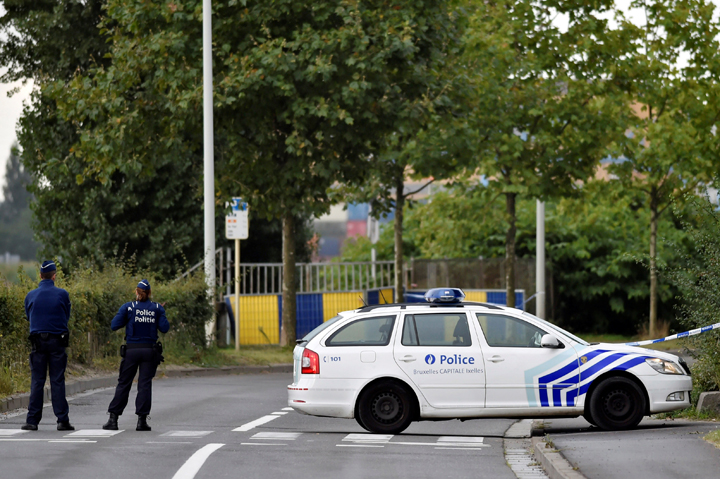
[706, 430, 720, 449]
[654, 407, 720, 421]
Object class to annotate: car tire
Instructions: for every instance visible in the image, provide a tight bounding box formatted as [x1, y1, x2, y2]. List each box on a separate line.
[589, 377, 646, 431]
[357, 380, 414, 435]
[582, 411, 597, 427]
[354, 409, 371, 431]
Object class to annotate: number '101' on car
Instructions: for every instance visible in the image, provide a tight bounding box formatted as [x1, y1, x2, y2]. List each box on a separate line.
[288, 288, 691, 434]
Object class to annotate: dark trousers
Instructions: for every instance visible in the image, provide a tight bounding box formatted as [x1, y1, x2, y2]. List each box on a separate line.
[27, 337, 69, 425]
[107, 347, 158, 416]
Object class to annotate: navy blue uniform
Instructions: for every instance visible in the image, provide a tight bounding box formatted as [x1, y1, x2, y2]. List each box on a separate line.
[107, 300, 169, 416]
[24, 279, 72, 426]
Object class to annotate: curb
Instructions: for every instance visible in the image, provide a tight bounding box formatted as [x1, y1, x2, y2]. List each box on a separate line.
[531, 421, 587, 479]
[0, 363, 293, 414]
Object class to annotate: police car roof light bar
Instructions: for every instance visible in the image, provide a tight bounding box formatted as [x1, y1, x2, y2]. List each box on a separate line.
[424, 288, 465, 303]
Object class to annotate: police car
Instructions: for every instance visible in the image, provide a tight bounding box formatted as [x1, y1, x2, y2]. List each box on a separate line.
[288, 288, 692, 434]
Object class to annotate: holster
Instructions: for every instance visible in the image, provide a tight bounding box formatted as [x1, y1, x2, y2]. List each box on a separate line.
[120, 344, 127, 358]
[28, 334, 39, 352]
[152, 341, 165, 364]
[60, 332, 69, 347]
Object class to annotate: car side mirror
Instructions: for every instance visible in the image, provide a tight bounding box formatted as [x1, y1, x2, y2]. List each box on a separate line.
[541, 334, 564, 349]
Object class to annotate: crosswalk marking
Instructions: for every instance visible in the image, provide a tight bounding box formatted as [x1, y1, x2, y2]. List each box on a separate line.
[343, 433, 393, 443]
[161, 431, 213, 438]
[250, 432, 302, 440]
[233, 415, 280, 432]
[271, 411, 288, 415]
[437, 436, 484, 444]
[65, 429, 123, 437]
[0, 430, 27, 436]
[340, 433, 489, 449]
[281, 407, 293, 411]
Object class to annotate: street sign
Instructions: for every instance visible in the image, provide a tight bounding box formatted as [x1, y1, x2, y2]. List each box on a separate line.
[226, 198, 248, 240]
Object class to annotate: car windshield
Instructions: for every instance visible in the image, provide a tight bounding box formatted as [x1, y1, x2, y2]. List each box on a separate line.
[298, 315, 344, 344]
[522, 312, 590, 346]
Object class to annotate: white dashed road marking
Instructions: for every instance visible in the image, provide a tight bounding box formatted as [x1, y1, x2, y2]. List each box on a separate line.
[281, 407, 293, 411]
[250, 432, 302, 440]
[232, 415, 279, 432]
[65, 429, 123, 437]
[172, 443, 224, 479]
[161, 431, 214, 438]
[0, 430, 27, 436]
[271, 411, 289, 415]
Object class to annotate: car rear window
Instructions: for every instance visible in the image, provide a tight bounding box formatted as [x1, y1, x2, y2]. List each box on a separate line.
[325, 315, 396, 347]
[299, 315, 343, 344]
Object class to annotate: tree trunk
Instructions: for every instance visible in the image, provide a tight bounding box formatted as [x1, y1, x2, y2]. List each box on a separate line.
[649, 192, 658, 338]
[394, 171, 405, 303]
[281, 211, 297, 346]
[505, 192, 516, 308]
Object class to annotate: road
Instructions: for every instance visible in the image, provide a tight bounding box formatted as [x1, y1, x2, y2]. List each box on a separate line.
[0, 373, 522, 479]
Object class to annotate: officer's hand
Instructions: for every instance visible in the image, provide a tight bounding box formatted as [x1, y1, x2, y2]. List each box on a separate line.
[160, 302, 166, 307]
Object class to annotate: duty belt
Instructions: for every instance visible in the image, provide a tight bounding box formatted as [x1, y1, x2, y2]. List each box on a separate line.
[125, 343, 154, 349]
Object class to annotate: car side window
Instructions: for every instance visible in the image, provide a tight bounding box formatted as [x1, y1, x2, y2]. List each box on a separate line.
[325, 315, 396, 347]
[476, 314, 547, 348]
[402, 313, 472, 347]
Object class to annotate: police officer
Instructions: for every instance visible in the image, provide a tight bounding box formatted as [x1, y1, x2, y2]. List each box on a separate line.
[103, 279, 169, 431]
[21, 260, 74, 431]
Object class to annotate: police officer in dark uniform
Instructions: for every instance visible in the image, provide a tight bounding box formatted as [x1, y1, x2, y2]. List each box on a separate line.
[21, 260, 74, 431]
[103, 279, 169, 431]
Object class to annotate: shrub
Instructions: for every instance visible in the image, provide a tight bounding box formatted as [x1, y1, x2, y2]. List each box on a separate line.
[0, 261, 213, 397]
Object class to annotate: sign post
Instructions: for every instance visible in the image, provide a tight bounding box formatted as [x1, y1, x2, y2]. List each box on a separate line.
[226, 198, 248, 351]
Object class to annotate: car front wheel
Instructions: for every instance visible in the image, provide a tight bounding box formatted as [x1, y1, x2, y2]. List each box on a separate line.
[357, 381, 414, 435]
[589, 377, 646, 431]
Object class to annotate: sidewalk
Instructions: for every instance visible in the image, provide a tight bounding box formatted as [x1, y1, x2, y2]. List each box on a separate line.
[0, 363, 293, 414]
[532, 416, 720, 479]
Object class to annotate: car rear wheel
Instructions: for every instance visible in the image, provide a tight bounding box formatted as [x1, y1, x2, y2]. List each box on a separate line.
[358, 381, 414, 435]
[589, 377, 646, 431]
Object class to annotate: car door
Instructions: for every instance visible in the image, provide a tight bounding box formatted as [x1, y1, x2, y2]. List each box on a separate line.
[475, 313, 579, 408]
[393, 311, 486, 409]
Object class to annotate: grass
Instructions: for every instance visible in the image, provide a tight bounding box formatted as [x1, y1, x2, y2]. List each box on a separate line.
[654, 407, 720, 421]
[705, 430, 720, 449]
[217, 345, 294, 366]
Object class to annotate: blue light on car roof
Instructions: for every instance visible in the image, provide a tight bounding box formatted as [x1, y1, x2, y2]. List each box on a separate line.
[424, 288, 466, 303]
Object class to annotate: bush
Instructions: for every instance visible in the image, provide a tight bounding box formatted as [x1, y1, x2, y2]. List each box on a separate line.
[666, 194, 720, 399]
[0, 261, 213, 397]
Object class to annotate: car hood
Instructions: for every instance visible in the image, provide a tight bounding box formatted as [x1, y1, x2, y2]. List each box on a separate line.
[592, 343, 681, 362]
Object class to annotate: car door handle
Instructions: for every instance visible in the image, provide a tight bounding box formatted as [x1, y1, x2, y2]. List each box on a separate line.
[398, 355, 416, 362]
[488, 356, 505, 363]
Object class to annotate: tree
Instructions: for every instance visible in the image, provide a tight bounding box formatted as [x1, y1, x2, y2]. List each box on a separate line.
[0, 142, 38, 259]
[1, 1, 209, 274]
[457, 0, 627, 307]
[52, 0, 461, 344]
[0, 142, 31, 223]
[609, 0, 720, 337]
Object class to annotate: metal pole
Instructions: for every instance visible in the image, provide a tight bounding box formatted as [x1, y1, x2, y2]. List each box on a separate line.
[203, 0, 215, 343]
[235, 238, 240, 351]
[226, 247, 230, 346]
[536, 200, 546, 319]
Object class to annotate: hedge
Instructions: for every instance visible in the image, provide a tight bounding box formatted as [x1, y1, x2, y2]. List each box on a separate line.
[0, 262, 213, 397]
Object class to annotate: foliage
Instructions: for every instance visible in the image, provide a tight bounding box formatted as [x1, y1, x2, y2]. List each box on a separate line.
[0, 261, 213, 398]
[448, 0, 628, 307]
[609, 0, 720, 335]
[666, 194, 720, 396]
[345, 179, 693, 335]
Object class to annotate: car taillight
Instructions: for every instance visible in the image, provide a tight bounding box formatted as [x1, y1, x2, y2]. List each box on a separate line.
[301, 348, 320, 375]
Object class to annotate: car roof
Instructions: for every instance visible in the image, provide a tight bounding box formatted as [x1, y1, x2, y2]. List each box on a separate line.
[354, 301, 510, 314]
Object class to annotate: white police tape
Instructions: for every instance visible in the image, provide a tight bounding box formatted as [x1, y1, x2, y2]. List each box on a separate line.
[625, 321, 720, 346]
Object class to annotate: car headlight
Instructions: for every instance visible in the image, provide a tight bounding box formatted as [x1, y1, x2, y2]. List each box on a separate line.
[645, 358, 685, 375]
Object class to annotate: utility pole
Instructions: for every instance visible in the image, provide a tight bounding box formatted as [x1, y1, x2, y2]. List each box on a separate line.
[203, 0, 216, 341]
[536, 200, 546, 319]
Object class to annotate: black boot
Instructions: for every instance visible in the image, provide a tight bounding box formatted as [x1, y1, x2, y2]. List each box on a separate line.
[57, 421, 75, 431]
[136, 415, 151, 431]
[103, 413, 119, 431]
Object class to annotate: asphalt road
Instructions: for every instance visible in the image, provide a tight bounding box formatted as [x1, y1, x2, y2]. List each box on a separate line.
[541, 416, 720, 479]
[0, 373, 520, 479]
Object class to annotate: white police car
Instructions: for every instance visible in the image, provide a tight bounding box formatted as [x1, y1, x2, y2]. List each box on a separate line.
[288, 288, 692, 434]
